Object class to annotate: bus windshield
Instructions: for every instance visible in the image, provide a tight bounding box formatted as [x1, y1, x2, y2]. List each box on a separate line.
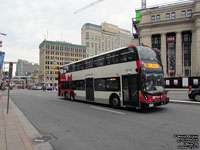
[141, 72, 165, 94]
[137, 46, 160, 62]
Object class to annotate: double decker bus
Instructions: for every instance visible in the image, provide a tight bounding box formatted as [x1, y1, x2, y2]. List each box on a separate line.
[58, 45, 169, 109]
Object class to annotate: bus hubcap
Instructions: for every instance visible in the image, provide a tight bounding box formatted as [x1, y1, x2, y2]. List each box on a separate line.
[112, 98, 118, 106]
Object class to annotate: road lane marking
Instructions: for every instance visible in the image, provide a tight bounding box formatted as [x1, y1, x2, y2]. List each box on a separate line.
[90, 106, 125, 115]
[170, 100, 200, 104]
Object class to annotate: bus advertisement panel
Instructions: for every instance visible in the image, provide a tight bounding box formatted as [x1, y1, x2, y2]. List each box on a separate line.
[58, 45, 169, 109]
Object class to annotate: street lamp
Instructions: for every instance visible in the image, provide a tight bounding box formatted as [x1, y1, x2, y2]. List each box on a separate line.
[0, 32, 7, 47]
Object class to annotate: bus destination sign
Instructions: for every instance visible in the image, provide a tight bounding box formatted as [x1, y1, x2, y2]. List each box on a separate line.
[143, 63, 160, 69]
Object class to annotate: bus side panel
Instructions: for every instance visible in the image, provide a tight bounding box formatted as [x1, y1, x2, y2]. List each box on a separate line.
[74, 90, 86, 101]
[94, 91, 121, 105]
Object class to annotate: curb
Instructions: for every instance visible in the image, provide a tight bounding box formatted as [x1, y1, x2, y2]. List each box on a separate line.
[166, 89, 189, 91]
[10, 99, 54, 150]
[170, 99, 200, 105]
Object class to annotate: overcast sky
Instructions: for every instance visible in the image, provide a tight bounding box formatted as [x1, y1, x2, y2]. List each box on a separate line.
[0, 0, 181, 64]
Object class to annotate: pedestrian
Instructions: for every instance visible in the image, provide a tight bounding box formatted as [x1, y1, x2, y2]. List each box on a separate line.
[42, 84, 45, 91]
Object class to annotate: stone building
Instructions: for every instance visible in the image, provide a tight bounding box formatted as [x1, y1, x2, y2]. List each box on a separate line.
[134, 0, 200, 77]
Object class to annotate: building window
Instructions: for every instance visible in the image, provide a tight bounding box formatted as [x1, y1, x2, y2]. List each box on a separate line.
[152, 34, 161, 50]
[156, 15, 160, 21]
[181, 10, 186, 18]
[166, 13, 170, 20]
[171, 12, 176, 19]
[151, 15, 155, 22]
[187, 9, 192, 17]
[86, 32, 89, 40]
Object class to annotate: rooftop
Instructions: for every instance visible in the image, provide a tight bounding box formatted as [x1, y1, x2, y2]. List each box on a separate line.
[39, 40, 86, 49]
[136, 0, 194, 10]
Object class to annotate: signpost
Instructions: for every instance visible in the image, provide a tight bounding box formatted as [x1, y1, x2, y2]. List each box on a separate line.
[7, 62, 13, 113]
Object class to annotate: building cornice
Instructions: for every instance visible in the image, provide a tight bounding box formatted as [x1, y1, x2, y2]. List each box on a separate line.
[39, 40, 86, 49]
[137, 16, 195, 30]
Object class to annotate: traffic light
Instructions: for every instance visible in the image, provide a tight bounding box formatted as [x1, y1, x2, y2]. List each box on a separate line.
[53, 66, 57, 72]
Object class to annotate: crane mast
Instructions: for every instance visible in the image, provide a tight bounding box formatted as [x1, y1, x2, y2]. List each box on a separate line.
[74, 0, 105, 14]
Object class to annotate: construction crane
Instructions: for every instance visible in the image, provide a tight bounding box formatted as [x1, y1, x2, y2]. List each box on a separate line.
[74, 0, 106, 14]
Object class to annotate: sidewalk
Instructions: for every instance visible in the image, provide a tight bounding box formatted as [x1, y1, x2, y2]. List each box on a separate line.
[0, 96, 34, 150]
[0, 94, 54, 150]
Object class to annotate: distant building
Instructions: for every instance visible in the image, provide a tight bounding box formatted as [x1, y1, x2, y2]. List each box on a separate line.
[81, 22, 132, 57]
[16, 59, 39, 76]
[134, 0, 200, 77]
[39, 40, 86, 84]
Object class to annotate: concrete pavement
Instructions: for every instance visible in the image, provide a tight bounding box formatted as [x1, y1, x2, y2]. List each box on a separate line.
[0, 95, 34, 150]
[0, 92, 53, 150]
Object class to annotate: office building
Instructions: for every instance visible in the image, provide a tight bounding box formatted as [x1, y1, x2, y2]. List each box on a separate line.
[81, 22, 132, 57]
[16, 59, 39, 76]
[39, 40, 86, 84]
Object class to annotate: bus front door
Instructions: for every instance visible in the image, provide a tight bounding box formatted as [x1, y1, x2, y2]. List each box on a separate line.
[122, 75, 139, 107]
[86, 78, 94, 101]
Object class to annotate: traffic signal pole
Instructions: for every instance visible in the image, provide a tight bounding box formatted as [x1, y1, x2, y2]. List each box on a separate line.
[7, 62, 13, 113]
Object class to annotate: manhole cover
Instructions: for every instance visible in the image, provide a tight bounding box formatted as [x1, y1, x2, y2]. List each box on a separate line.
[32, 135, 52, 144]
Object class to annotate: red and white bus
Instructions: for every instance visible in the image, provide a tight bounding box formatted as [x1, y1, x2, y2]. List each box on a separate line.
[58, 45, 169, 109]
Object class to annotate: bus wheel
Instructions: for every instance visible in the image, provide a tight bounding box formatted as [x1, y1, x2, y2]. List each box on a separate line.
[64, 92, 68, 100]
[70, 92, 75, 101]
[110, 95, 120, 108]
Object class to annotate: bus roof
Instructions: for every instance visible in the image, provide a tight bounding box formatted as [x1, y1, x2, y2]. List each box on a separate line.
[61, 44, 139, 69]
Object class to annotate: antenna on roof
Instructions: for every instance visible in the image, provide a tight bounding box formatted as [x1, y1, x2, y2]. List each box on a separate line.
[142, 0, 146, 9]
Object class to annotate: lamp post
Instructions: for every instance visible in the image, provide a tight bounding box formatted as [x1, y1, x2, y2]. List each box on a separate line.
[0, 32, 7, 47]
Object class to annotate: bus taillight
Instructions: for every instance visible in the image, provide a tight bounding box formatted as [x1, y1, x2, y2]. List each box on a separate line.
[128, 44, 136, 48]
[136, 60, 142, 74]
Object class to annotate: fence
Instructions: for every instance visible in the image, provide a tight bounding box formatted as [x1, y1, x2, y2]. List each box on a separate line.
[165, 77, 200, 88]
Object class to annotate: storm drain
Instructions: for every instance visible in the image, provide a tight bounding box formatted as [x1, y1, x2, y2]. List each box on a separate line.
[32, 135, 52, 145]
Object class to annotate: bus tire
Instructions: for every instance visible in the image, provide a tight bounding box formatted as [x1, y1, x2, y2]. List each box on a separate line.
[64, 92, 68, 100]
[110, 95, 120, 108]
[70, 92, 75, 101]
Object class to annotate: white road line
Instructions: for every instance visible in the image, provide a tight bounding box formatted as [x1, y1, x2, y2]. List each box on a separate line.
[170, 100, 200, 104]
[90, 106, 125, 115]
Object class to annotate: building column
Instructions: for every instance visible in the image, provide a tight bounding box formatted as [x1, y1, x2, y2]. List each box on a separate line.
[176, 32, 182, 77]
[191, 29, 197, 76]
[161, 33, 167, 77]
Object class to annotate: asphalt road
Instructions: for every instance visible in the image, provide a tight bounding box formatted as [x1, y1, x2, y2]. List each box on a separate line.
[6, 89, 200, 150]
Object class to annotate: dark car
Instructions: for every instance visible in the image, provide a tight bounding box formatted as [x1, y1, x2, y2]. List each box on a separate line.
[188, 88, 200, 101]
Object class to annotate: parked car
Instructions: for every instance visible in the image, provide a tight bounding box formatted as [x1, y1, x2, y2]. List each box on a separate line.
[46, 86, 53, 91]
[188, 88, 200, 101]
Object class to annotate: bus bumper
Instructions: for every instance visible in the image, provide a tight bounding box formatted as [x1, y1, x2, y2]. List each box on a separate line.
[140, 97, 169, 108]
